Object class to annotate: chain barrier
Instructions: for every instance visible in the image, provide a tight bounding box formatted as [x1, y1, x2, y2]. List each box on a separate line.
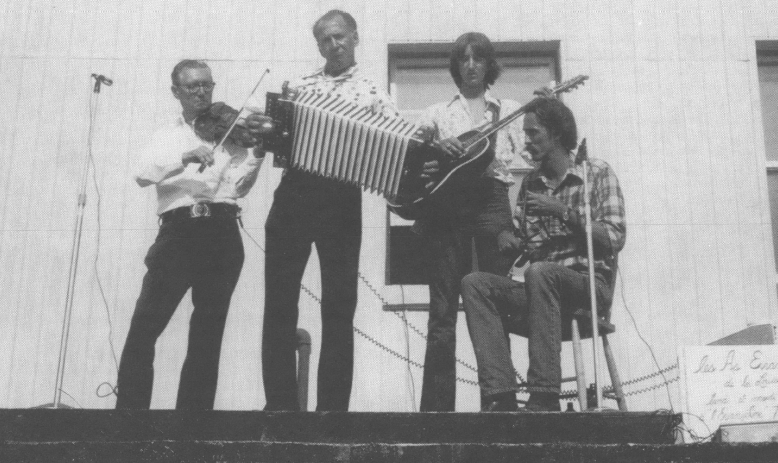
[358, 270, 685, 397]
[557, 366, 680, 399]
[298, 275, 480, 386]
[619, 362, 679, 387]
[242, 226, 679, 400]
[358, 273, 483, 376]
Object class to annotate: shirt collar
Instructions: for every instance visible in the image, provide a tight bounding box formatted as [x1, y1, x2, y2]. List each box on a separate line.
[303, 63, 360, 81]
[447, 90, 501, 110]
[529, 153, 584, 189]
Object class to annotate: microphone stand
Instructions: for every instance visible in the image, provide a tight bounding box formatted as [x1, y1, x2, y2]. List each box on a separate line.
[41, 75, 108, 409]
[577, 138, 603, 410]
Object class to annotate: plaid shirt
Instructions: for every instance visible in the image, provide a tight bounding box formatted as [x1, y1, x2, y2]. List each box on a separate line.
[515, 155, 626, 277]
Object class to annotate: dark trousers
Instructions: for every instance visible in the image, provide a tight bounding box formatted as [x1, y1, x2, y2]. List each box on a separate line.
[116, 216, 244, 410]
[418, 178, 513, 411]
[461, 263, 611, 397]
[262, 171, 361, 411]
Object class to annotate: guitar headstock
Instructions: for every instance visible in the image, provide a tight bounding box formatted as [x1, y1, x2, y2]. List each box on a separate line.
[533, 75, 589, 98]
[553, 75, 588, 96]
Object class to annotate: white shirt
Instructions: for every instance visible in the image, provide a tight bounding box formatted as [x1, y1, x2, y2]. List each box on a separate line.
[416, 91, 526, 185]
[135, 115, 263, 215]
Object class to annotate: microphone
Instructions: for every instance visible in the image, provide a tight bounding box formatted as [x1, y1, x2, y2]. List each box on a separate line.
[91, 74, 113, 85]
[91, 74, 113, 93]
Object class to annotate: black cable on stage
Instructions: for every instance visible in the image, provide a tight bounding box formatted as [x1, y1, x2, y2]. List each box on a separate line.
[87, 85, 120, 398]
[618, 267, 675, 411]
[399, 284, 417, 411]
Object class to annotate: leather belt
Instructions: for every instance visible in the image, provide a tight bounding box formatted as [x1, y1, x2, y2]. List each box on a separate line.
[159, 202, 240, 224]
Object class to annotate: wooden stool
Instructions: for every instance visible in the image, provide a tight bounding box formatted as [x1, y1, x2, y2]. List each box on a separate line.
[565, 309, 627, 411]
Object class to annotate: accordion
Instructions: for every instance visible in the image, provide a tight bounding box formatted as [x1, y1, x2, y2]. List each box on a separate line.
[262, 86, 430, 203]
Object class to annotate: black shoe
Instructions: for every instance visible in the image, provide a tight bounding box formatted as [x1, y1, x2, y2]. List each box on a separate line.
[518, 392, 561, 412]
[481, 392, 518, 412]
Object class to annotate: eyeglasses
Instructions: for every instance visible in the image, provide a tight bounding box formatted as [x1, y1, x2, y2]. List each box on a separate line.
[178, 82, 215, 94]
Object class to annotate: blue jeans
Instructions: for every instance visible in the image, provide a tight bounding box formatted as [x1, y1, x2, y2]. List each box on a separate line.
[417, 178, 513, 411]
[461, 263, 611, 397]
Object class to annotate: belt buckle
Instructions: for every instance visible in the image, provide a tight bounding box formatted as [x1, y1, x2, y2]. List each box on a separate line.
[190, 203, 211, 218]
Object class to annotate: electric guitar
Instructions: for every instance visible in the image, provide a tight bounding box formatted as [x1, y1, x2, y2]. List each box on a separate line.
[387, 75, 589, 220]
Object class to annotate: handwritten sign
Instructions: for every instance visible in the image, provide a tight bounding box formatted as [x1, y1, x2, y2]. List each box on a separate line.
[679, 345, 778, 441]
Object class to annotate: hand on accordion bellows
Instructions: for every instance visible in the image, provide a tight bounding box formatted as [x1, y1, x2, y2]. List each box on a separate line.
[245, 112, 276, 137]
[421, 160, 440, 177]
[414, 125, 435, 142]
[421, 159, 440, 190]
[183, 145, 214, 168]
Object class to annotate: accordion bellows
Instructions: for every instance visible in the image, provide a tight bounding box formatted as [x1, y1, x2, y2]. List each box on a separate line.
[266, 90, 422, 200]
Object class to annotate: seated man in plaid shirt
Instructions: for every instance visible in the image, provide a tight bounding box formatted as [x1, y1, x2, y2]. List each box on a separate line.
[461, 97, 626, 411]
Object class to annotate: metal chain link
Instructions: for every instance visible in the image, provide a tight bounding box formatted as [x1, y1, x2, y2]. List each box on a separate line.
[619, 362, 679, 387]
[622, 375, 680, 397]
[241, 226, 679, 399]
[558, 371, 681, 399]
[310, 271, 681, 398]
[301, 272, 482, 386]
[358, 272, 528, 384]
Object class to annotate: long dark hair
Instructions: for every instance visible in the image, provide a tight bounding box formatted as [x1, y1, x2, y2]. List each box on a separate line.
[449, 32, 501, 89]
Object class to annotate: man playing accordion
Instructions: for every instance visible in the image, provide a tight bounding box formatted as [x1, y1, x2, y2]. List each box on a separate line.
[247, 9, 399, 411]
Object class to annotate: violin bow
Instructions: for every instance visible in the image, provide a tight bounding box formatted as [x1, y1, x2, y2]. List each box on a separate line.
[198, 68, 270, 173]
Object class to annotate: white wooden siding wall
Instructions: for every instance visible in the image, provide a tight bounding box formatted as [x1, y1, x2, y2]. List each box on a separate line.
[0, 0, 776, 414]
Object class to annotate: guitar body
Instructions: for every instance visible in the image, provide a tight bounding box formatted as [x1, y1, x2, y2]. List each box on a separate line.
[388, 130, 493, 220]
[387, 74, 590, 221]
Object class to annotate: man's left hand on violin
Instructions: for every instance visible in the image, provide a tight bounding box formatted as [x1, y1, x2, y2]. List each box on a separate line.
[245, 111, 276, 137]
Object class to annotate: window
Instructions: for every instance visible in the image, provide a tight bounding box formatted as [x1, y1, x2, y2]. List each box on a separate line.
[757, 43, 778, 275]
[385, 42, 559, 300]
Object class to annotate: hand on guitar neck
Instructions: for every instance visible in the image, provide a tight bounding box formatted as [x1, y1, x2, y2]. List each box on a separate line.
[498, 229, 533, 278]
[499, 228, 556, 278]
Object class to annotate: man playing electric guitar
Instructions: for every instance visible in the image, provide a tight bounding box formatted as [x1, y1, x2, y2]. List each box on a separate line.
[461, 97, 626, 411]
[414, 32, 526, 412]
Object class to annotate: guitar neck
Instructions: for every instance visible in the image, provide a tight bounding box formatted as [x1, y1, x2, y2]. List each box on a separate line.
[463, 75, 589, 149]
[462, 99, 533, 149]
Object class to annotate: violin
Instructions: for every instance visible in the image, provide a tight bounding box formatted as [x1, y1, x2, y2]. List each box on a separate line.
[190, 69, 272, 173]
[193, 102, 259, 148]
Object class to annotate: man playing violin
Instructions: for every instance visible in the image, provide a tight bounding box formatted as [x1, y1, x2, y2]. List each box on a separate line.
[414, 32, 526, 412]
[460, 97, 626, 411]
[246, 10, 399, 411]
[115, 59, 264, 409]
